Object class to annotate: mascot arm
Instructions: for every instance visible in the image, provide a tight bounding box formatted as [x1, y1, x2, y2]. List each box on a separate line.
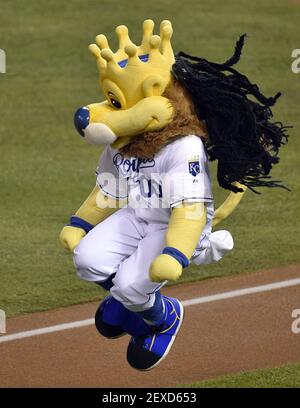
[150, 202, 206, 282]
[212, 182, 247, 227]
[75, 185, 118, 225]
[59, 185, 121, 252]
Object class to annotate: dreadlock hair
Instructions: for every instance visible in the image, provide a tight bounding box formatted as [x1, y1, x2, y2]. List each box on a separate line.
[172, 34, 290, 193]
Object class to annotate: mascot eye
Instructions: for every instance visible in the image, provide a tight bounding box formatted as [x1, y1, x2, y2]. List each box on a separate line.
[110, 98, 122, 109]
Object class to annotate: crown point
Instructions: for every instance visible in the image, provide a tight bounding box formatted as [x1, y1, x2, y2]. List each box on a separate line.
[100, 48, 114, 62]
[150, 35, 161, 49]
[116, 24, 128, 35]
[141, 19, 155, 53]
[89, 44, 106, 70]
[96, 34, 109, 50]
[89, 44, 101, 58]
[159, 20, 174, 62]
[125, 44, 137, 57]
[160, 22, 173, 40]
[143, 19, 155, 31]
[116, 25, 133, 49]
[161, 20, 172, 28]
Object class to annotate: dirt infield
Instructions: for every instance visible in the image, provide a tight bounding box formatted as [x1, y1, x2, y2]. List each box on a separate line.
[0, 264, 300, 388]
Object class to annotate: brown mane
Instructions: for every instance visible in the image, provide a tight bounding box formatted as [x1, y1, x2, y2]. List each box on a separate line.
[120, 78, 208, 159]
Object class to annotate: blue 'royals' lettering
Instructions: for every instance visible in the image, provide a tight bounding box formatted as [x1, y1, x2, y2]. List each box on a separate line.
[113, 153, 155, 174]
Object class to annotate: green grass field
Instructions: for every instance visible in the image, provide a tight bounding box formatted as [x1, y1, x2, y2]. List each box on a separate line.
[0, 0, 300, 317]
[182, 363, 300, 388]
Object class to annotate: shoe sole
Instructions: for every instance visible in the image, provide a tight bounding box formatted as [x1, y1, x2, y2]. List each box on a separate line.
[105, 332, 127, 339]
[134, 299, 185, 372]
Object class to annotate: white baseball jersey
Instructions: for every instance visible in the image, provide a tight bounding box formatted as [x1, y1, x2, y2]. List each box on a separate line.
[96, 135, 214, 230]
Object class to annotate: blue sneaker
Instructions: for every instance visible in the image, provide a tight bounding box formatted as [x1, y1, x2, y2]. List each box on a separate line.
[95, 296, 126, 339]
[127, 297, 184, 370]
[95, 295, 153, 339]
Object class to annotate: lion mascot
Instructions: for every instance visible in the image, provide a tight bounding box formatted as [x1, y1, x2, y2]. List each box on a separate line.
[60, 20, 288, 370]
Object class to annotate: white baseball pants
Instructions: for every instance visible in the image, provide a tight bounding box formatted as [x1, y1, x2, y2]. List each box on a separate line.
[73, 206, 233, 311]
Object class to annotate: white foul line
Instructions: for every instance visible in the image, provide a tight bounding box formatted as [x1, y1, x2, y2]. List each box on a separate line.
[0, 277, 300, 344]
[0, 319, 94, 344]
[182, 277, 300, 306]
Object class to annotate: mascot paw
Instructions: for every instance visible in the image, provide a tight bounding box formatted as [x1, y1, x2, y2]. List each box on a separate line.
[149, 254, 182, 282]
[59, 226, 86, 252]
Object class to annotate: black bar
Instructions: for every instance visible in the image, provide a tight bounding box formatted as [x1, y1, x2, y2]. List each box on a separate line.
[0, 388, 299, 406]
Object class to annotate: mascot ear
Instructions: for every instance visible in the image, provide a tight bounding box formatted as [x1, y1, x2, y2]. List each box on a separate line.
[142, 75, 166, 97]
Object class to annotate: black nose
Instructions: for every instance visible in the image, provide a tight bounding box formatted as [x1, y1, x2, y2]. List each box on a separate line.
[74, 106, 90, 136]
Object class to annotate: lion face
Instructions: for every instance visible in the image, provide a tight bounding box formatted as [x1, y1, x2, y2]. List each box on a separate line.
[74, 20, 175, 148]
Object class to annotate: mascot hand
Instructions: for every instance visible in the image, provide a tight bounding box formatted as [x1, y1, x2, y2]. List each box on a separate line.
[59, 226, 86, 252]
[149, 254, 182, 282]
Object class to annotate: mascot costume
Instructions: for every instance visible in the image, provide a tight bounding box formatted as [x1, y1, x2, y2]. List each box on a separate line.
[60, 20, 288, 370]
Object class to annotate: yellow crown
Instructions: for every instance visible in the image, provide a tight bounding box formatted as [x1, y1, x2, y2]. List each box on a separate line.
[89, 20, 175, 108]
